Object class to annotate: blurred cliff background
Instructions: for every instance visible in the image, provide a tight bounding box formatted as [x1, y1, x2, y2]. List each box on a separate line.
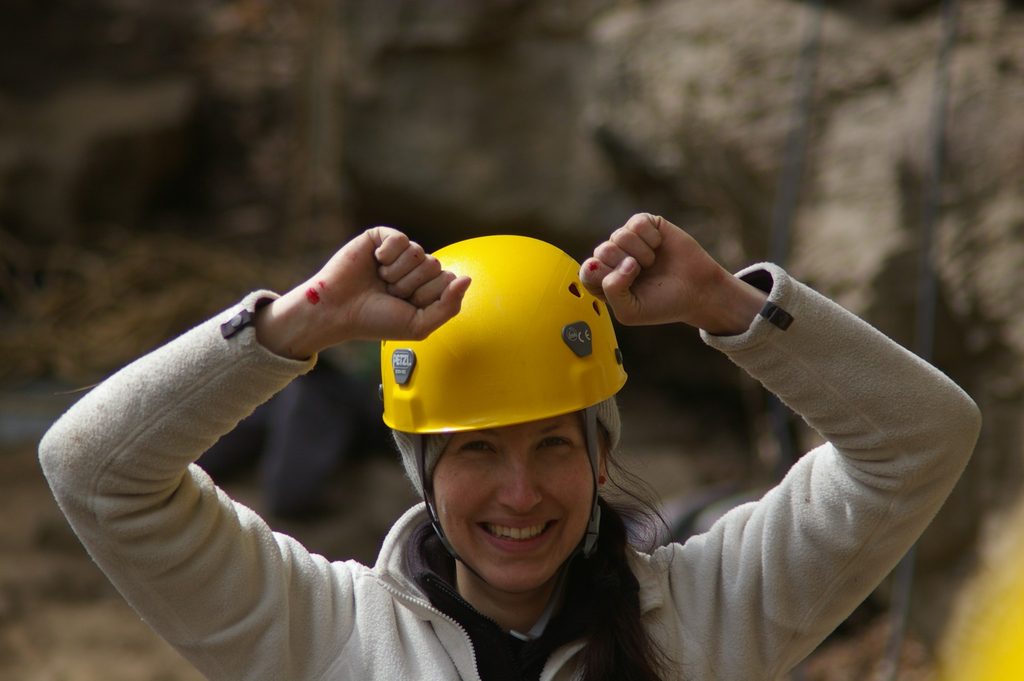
[1, 0, 1022, 679]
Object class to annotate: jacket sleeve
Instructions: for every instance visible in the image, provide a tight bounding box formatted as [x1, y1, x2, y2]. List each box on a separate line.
[659, 264, 981, 680]
[38, 292, 357, 681]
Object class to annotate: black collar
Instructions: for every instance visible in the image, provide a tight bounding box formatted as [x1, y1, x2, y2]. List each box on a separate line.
[403, 521, 593, 681]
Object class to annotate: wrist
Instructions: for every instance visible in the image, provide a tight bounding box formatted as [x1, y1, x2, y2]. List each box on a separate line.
[698, 269, 768, 336]
[255, 288, 323, 359]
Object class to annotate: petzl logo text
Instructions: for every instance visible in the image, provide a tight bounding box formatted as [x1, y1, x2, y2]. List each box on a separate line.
[392, 349, 416, 384]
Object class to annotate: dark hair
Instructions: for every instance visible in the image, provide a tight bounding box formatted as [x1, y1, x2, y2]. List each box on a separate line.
[575, 475, 672, 680]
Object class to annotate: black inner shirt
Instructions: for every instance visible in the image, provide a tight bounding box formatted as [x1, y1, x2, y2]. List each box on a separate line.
[404, 522, 594, 681]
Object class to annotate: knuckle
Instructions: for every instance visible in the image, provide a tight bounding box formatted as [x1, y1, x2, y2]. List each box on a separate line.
[626, 212, 661, 234]
[595, 242, 617, 260]
[625, 213, 650, 229]
[422, 256, 441, 273]
[384, 229, 408, 247]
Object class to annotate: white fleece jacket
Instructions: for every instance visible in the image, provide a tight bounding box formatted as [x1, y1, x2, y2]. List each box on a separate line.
[38, 264, 981, 681]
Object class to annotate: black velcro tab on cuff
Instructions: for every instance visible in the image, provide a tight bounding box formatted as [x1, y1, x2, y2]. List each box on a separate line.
[759, 301, 793, 330]
[220, 297, 273, 339]
[220, 309, 255, 339]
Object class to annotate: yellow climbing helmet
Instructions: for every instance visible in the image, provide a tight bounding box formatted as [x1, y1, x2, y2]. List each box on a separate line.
[938, 501, 1024, 681]
[381, 234, 627, 434]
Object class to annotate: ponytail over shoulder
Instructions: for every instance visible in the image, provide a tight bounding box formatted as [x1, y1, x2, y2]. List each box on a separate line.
[576, 498, 670, 681]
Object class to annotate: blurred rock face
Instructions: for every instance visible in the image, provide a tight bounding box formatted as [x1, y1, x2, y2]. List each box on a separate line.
[2, 0, 1022, 585]
[0, 3, 204, 240]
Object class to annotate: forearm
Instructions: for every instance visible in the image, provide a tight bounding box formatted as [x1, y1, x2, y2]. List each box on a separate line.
[37, 292, 333, 679]
[703, 263, 980, 469]
[39, 291, 314, 509]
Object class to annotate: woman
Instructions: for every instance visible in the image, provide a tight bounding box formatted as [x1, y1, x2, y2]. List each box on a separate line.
[40, 214, 980, 680]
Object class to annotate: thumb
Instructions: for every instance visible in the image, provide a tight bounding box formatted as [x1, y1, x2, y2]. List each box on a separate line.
[601, 256, 642, 321]
[406, 275, 472, 340]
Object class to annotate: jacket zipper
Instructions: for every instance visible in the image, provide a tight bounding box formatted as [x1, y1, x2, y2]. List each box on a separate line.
[424, 573, 507, 631]
[378, 580, 482, 681]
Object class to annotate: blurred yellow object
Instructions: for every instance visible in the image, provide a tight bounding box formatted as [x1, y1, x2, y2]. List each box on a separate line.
[381, 235, 627, 434]
[939, 503, 1024, 681]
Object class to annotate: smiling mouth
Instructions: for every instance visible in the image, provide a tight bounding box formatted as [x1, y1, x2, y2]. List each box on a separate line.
[483, 522, 551, 541]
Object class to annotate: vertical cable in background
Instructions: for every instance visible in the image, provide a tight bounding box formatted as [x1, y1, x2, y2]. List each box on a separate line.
[881, 1, 958, 679]
[769, 0, 824, 270]
[289, 0, 347, 265]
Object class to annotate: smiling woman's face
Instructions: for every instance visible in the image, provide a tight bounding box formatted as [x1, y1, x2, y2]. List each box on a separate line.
[431, 412, 598, 608]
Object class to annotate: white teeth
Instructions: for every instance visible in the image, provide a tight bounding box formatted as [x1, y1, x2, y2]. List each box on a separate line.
[485, 523, 547, 540]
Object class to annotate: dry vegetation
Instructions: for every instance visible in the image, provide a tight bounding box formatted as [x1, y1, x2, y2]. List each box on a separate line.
[0, 228, 309, 385]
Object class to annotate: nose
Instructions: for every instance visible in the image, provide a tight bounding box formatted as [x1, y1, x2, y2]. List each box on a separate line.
[495, 459, 543, 513]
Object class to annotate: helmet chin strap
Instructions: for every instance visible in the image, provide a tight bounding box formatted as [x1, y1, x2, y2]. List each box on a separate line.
[416, 407, 603, 586]
[581, 405, 602, 558]
[416, 434, 460, 560]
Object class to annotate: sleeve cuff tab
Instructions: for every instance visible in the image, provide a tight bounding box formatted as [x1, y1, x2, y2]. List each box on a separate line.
[220, 297, 273, 339]
[760, 301, 794, 330]
[220, 309, 255, 339]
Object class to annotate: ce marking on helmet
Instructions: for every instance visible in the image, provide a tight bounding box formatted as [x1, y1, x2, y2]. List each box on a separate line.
[562, 322, 593, 358]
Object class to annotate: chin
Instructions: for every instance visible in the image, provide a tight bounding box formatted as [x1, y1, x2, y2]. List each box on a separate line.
[474, 564, 560, 595]
[471, 543, 572, 591]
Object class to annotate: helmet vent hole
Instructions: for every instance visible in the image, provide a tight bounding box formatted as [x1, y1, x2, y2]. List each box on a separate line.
[568, 283, 582, 298]
[592, 301, 601, 316]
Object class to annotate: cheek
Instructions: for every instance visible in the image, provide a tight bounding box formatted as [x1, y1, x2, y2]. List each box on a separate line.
[432, 462, 483, 521]
[545, 459, 597, 506]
